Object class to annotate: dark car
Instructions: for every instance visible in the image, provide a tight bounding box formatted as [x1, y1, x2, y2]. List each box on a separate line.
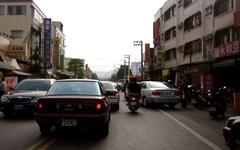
[0, 78, 55, 117]
[223, 116, 240, 149]
[100, 81, 120, 110]
[35, 79, 111, 136]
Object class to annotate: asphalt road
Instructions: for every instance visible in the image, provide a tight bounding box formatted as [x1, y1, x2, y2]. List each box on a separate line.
[0, 93, 229, 150]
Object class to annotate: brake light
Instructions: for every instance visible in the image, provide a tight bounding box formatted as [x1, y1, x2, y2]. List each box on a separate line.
[96, 103, 102, 110]
[130, 97, 137, 101]
[152, 91, 161, 96]
[36, 102, 44, 110]
[115, 92, 119, 96]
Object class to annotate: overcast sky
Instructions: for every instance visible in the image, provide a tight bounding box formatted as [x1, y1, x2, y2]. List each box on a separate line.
[35, 0, 166, 72]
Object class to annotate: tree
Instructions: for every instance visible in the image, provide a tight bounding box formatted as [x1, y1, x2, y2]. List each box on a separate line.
[29, 47, 44, 77]
[92, 73, 99, 80]
[67, 59, 84, 79]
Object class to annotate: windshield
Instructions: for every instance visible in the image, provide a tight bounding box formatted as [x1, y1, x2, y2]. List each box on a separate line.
[14, 80, 51, 91]
[47, 81, 102, 96]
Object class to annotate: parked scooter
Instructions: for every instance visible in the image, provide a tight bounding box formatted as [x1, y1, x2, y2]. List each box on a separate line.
[208, 86, 228, 119]
[128, 93, 140, 112]
[188, 85, 208, 109]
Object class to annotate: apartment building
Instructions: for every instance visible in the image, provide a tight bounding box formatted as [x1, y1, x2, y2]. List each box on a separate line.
[153, 0, 240, 90]
[0, 0, 66, 77]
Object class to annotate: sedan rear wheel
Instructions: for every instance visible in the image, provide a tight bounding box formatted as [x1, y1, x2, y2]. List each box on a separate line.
[100, 122, 109, 137]
[143, 97, 148, 107]
[39, 124, 52, 136]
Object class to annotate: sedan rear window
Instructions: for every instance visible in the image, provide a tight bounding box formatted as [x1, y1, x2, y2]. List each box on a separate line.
[148, 82, 170, 89]
[14, 80, 51, 91]
[101, 82, 115, 90]
[47, 81, 102, 96]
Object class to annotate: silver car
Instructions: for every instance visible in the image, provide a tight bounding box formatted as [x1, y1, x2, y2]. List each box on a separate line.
[139, 81, 180, 108]
[101, 81, 120, 110]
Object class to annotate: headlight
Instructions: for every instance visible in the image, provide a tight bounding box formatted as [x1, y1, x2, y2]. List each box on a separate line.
[31, 97, 40, 103]
[1, 96, 9, 103]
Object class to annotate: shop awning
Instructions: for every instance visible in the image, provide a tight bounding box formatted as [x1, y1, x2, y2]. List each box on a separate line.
[0, 55, 20, 70]
[12, 70, 31, 76]
[213, 59, 235, 68]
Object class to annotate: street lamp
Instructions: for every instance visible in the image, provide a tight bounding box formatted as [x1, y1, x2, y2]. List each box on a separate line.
[133, 41, 143, 81]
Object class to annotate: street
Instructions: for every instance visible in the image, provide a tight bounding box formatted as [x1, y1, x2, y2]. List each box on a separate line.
[0, 93, 229, 150]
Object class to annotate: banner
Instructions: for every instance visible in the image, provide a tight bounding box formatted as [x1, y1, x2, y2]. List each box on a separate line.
[44, 18, 52, 69]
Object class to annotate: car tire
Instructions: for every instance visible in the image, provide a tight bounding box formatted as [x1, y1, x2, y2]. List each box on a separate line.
[230, 130, 240, 150]
[100, 122, 109, 137]
[2, 111, 12, 118]
[169, 104, 176, 109]
[143, 97, 148, 107]
[39, 124, 51, 136]
[115, 104, 119, 110]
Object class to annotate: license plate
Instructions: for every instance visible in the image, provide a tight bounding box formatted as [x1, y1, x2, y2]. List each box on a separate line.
[209, 107, 216, 111]
[61, 119, 77, 127]
[14, 105, 23, 110]
[130, 101, 137, 106]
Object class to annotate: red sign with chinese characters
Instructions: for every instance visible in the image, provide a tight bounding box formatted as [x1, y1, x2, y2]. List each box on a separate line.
[219, 40, 240, 57]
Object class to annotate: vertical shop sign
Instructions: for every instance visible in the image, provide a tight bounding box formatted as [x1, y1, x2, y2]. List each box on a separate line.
[44, 18, 52, 69]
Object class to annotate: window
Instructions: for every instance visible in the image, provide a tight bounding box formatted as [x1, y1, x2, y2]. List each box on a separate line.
[214, 27, 231, 47]
[165, 27, 176, 41]
[184, 12, 201, 32]
[184, 39, 202, 56]
[214, 0, 233, 17]
[164, 5, 176, 22]
[165, 48, 177, 61]
[8, 6, 26, 15]
[11, 30, 23, 39]
[184, 0, 192, 8]
[0, 6, 4, 15]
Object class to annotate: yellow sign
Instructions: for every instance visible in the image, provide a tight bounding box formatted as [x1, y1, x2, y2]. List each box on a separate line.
[162, 69, 170, 77]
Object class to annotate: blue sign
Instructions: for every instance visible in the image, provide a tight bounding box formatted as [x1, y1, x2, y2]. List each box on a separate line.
[44, 18, 52, 69]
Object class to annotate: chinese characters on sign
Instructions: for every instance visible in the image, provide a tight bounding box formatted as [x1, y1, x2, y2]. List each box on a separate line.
[219, 40, 240, 57]
[44, 18, 52, 69]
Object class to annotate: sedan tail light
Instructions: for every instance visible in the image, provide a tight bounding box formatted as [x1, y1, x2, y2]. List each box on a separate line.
[96, 103, 102, 110]
[115, 92, 120, 96]
[36, 101, 45, 110]
[152, 91, 161, 96]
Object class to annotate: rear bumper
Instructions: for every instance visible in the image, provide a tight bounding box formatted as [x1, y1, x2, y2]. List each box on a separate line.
[35, 112, 110, 127]
[146, 96, 180, 104]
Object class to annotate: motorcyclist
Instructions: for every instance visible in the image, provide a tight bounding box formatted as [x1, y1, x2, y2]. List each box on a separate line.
[126, 77, 141, 105]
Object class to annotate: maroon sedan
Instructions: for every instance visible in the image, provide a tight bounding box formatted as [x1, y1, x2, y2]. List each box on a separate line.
[35, 79, 111, 136]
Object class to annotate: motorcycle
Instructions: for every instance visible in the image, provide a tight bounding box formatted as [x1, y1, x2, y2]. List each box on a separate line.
[189, 85, 208, 109]
[208, 87, 228, 119]
[128, 93, 140, 112]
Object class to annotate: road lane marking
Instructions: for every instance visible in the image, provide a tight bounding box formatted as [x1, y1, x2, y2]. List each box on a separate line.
[26, 137, 51, 150]
[38, 139, 56, 150]
[160, 110, 223, 150]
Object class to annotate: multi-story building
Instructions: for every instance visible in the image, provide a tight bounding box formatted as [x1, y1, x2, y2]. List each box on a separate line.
[0, 0, 66, 77]
[84, 64, 93, 79]
[153, 0, 240, 90]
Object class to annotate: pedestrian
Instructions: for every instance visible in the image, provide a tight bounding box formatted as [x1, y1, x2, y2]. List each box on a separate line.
[0, 77, 6, 97]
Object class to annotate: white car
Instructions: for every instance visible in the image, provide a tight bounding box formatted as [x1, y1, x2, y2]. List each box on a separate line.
[139, 81, 180, 108]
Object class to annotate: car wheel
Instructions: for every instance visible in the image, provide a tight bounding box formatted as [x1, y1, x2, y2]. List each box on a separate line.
[115, 104, 119, 110]
[100, 122, 109, 137]
[230, 130, 240, 150]
[143, 97, 148, 107]
[169, 104, 176, 109]
[2, 111, 12, 118]
[39, 124, 52, 136]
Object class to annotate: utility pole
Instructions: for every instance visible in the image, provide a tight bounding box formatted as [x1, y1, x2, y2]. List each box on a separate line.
[134, 41, 143, 81]
[124, 55, 130, 79]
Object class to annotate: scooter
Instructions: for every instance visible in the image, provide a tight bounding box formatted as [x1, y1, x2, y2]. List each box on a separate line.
[189, 86, 208, 109]
[128, 93, 139, 112]
[208, 87, 227, 119]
